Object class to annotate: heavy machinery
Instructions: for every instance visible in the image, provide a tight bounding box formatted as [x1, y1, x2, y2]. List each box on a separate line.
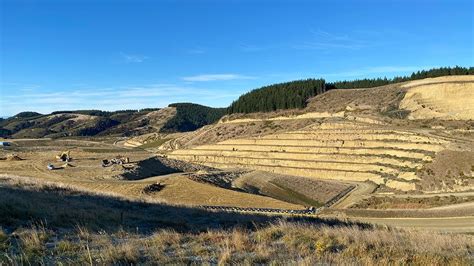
[101, 156, 130, 167]
[47, 162, 75, 170]
[56, 151, 71, 162]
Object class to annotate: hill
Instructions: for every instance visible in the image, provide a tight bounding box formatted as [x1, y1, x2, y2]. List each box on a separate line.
[1, 74, 473, 264]
[160, 103, 227, 133]
[166, 75, 474, 194]
[227, 66, 473, 115]
[0, 104, 226, 139]
[1, 175, 470, 264]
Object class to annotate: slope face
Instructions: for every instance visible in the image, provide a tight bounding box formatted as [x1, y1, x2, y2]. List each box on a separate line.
[168, 121, 455, 192]
[399, 76, 474, 120]
[157, 76, 474, 194]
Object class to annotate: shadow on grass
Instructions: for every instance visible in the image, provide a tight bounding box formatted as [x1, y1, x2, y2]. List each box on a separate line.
[0, 184, 371, 234]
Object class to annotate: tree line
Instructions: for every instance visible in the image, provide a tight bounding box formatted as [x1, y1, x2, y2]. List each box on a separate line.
[160, 103, 227, 132]
[228, 79, 325, 114]
[327, 66, 474, 90]
[227, 66, 473, 114]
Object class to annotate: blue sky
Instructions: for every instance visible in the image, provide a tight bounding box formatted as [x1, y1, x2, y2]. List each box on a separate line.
[1, 0, 473, 116]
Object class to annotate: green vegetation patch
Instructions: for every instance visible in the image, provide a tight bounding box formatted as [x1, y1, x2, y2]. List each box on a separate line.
[228, 79, 325, 114]
[160, 103, 226, 133]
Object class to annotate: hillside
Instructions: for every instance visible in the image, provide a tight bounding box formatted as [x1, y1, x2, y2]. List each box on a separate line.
[1, 175, 470, 264]
[227, 66, 473, 115]
[0, 104, 225, 139]
[165, 75, 474, 194]
[1, 75, 473, 264]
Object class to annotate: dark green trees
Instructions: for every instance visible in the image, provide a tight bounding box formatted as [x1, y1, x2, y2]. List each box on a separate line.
[228, 79, 325, 114]
[227, 66, 472, 114]
[327, 66, 473, 90]
[160, 103, 227, 132]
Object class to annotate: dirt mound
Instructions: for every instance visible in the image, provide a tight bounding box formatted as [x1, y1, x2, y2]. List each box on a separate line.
[187, 170, 249, 189]
[5, 154, 23, 161]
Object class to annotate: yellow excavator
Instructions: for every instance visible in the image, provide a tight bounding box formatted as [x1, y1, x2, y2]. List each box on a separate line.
[56, 150, 71, 162]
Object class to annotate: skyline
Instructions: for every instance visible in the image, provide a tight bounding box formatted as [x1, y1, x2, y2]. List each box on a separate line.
[1, 0, 473, 116]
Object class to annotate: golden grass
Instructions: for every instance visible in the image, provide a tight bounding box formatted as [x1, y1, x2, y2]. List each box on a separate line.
[0, 161, 472, 265]
[2, 221, 471, 265]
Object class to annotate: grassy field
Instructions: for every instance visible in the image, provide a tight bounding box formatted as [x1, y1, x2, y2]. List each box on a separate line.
[74, 174, 301, 209]
[0, 139, 302, 209]
[352, 195, 474, 209]
[0, 175, 471, 265]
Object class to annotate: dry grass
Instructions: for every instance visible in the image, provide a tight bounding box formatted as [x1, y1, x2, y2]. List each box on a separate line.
[353, 195, 474, 209]
[1, 174, 471, 264]
[0, 138, 300, 209]
[1, 222, 471, 265]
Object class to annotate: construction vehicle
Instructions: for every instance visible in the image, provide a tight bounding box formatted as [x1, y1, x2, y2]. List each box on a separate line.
[101, 156, 130, 167]
[56, 151, 71, 162]
[47, 162, 75, 170]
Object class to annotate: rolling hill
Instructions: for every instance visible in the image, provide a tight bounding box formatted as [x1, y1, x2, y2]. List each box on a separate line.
[0, 104, 226, 139]
[167, 75, 474, 193]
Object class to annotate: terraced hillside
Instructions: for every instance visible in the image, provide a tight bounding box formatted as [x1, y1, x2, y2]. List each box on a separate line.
[399, 76, 474, 120]
[169, 121, 451, 191]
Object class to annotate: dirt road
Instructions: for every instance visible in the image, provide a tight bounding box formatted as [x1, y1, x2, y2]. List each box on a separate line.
[351, 216, 474, 233]
[331, 181, 377, 208]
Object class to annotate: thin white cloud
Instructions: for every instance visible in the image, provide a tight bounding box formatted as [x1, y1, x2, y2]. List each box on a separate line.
[120, 52, 149, 63]
[0, 83, 238, 116]
[182, 74, 256, 82]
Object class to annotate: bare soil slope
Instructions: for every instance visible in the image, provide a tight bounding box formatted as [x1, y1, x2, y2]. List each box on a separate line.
[166, 76, 474, 196]
[400, 76, 474, 120]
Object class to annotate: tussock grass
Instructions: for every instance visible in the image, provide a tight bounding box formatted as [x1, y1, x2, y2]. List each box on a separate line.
[2, 220, 472, 265]
[0, 175, 472, 264]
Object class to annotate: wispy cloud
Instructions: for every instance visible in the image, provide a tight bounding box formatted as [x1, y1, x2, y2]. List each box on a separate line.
[293, 29, 369, 50]
[182, 74, 256, 82]
[120, 52, 149, 63]
[0, 83, 239, 116]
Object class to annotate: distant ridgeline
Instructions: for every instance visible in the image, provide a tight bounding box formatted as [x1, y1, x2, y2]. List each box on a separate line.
[0, 104, 227, 138]
[228, 66, 474, 114]
[1, 66, 472, 138]
[0, 109, 157, 138]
